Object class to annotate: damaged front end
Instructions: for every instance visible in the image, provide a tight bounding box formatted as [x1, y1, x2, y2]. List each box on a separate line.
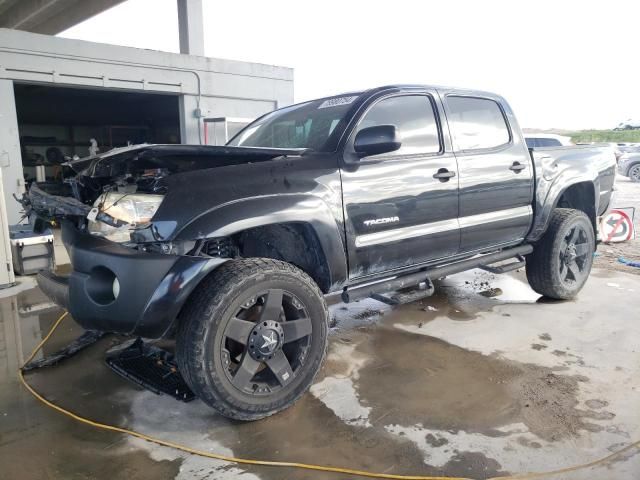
[25, 184, 224, 336]
[24, 146, 176, 250]
[23, 144, 303, 338]
[26, 182, 131, 233]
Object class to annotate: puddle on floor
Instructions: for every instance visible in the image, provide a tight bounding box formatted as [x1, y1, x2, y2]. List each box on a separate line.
[1, 268, 638, 480]
[0, 292, 181, 479]
[346, 326, 600, 441]
[329, 268, 541, 332]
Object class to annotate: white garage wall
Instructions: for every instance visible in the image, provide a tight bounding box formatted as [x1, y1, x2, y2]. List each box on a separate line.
[0, 79, 24, 225]
[0, 28, 294, 225]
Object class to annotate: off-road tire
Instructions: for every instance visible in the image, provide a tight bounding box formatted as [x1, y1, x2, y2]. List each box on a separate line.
[176, 258, 328, 421]
[526, 208, 595, 300]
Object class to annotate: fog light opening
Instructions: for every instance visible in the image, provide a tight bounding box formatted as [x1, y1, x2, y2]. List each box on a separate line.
[86, 266, 118, 305]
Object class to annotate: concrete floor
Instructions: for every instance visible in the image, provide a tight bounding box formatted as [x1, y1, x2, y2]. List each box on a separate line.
[0, 268, 639, 480]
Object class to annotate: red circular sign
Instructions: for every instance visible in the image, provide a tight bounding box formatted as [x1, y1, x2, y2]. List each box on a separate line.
[601, 209, 634, 242]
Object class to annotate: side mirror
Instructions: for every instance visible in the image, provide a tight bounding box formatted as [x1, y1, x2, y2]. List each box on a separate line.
[354, 125, 401, 158]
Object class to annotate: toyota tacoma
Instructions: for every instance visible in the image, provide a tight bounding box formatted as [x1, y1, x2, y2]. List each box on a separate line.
[23, 85, 616, 420]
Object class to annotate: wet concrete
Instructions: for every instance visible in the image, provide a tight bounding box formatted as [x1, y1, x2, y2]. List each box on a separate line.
[0, 268, 639, 479]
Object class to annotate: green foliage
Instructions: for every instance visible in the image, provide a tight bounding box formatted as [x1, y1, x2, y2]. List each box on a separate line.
[567, 130, 640, 144]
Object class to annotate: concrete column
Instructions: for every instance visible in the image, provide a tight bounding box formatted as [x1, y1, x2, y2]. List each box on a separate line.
[177, 0, 205, 56]
[179, 94, 202, 144]
[0, 79, 25, 225]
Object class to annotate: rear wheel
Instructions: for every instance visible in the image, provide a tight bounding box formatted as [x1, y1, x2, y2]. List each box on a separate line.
[526, 208, 595, 300]
[628, 164, 640, 182]
[176, 258, 328, 421]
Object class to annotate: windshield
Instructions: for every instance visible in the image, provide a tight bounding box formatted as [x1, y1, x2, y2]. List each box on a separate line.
[227, 94, 361, 151]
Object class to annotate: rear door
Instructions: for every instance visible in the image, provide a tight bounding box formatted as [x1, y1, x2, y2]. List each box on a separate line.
[442, 93, 533, 253]
[340, 91, 460, 278]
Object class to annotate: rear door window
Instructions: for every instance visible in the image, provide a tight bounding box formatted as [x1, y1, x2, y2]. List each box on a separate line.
[446, 96, 510, 151]
[355, 95, 441, 155]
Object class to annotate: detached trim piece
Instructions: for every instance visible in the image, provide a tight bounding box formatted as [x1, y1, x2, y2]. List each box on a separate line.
[28, 183, 91, 217]
[27, 183, 125, 228]
[355, 205, 532, 247]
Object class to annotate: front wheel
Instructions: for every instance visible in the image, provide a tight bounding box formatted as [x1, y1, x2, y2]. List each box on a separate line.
[526, 208, 595, 300]
[176, 258, 328, 421]
[628, 164, 640, 183]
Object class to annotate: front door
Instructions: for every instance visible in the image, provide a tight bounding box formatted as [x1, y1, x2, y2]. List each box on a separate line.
[341, 92, 460, 279]
[442, 93, 534, 253]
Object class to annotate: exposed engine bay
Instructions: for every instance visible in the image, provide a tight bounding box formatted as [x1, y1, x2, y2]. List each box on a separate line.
[21, 144, 305, 253]
[24, 161, 174, 248]
[27, 169, 166, 231]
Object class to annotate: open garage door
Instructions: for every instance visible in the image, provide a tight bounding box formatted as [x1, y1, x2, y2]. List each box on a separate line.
[14, 84, 181, 187]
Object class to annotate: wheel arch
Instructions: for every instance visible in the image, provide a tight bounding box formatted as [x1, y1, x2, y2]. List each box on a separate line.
[232, 222, 333, 293]
[625, 160, 640, 178]
[554, 181, 597, 234]
[174, 195, 348, 293]
[528, 177, 598, 242]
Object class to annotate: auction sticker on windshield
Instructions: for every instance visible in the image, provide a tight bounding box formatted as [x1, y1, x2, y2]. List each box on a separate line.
[318, 96, 358, 109]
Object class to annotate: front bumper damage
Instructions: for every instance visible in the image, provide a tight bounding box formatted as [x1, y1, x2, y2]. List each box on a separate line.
[38, 222, 227, 338]
[24, 144, 303, 339]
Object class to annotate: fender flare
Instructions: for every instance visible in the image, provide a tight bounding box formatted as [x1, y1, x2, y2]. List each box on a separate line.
[528, 172, 597, 242]
[173, 194, 348, 290]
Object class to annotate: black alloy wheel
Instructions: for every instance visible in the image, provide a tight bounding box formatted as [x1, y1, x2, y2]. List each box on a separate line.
[526, 208, 595, 300]
[176, 258, 328, 421]
[221, 288, 313, 395]
[557, 223, 591, 287]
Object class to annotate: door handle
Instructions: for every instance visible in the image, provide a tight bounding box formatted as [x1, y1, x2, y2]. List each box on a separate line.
[509, 162, 526, 173]
[433, 169, 456, 181]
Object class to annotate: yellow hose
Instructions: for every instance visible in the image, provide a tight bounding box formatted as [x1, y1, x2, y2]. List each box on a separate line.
[18, 311, 640, 480]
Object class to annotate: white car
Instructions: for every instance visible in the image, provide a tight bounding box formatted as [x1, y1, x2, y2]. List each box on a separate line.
[614, 119, 640, 130]
[524, 133, 573, 149]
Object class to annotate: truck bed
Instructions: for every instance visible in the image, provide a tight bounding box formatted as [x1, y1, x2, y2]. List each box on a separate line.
[527, 144, 616, 240]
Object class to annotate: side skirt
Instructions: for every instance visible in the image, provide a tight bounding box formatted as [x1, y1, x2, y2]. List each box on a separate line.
[341, 244, 533, 303]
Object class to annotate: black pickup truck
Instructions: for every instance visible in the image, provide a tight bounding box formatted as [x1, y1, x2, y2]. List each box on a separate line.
[25, 85, 616, 420]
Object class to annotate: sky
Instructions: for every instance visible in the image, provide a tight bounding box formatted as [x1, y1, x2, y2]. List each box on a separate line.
[60, 0, 640, 130]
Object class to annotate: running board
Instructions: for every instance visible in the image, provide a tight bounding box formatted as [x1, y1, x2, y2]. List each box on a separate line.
[479, 254, 527, 274]
[342, 244, 533, 303]
[371, 279, 435, 305]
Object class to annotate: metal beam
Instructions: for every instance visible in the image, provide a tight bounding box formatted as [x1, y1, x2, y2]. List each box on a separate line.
[0, 0, 125, 35]
[177, 0, 204, 56]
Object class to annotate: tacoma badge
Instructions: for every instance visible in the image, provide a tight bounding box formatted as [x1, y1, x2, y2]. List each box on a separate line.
[364, 216, 400, 227]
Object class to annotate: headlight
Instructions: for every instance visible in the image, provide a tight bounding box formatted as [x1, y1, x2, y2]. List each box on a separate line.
[88, 192, 164, 243]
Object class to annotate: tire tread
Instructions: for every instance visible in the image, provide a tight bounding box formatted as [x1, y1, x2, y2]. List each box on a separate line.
[176, 258, 328, 421]
[526, 208, 594, 299]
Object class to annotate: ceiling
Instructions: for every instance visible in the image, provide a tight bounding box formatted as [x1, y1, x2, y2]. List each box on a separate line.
[0, 0, 125, 35]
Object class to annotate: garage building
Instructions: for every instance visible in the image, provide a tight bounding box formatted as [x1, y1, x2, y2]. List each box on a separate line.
[0, 27, 293, 285]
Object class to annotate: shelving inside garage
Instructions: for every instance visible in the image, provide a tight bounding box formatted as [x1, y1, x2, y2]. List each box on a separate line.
[14, 84, 181, 185]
